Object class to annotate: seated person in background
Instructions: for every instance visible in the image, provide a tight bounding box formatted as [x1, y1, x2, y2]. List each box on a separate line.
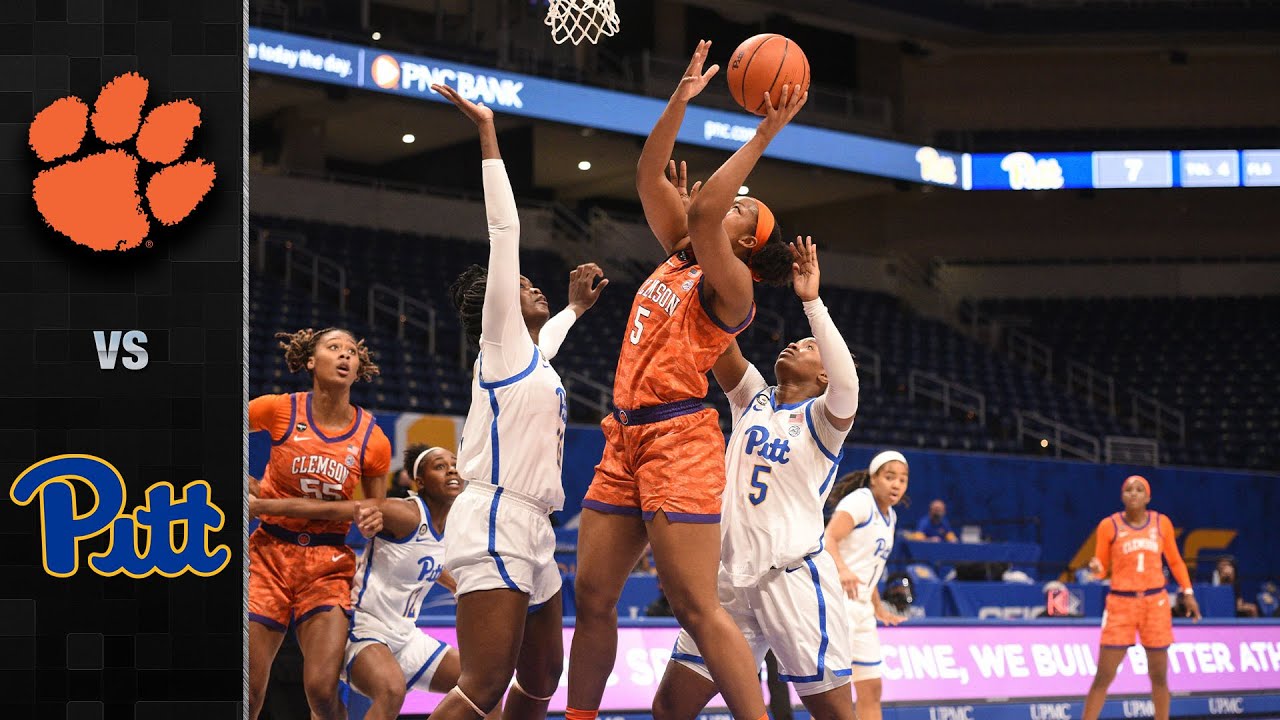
[387, 466, 413, 498]
[1214, 556, 1259, 618]
[907, 499, 958, 543]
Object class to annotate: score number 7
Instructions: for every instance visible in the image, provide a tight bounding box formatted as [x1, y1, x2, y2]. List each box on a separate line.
[1123, 158, 1144, 182]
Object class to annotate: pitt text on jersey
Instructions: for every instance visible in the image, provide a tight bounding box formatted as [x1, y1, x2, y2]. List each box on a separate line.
[743, 425, 793, 464]
[9, 454, 231, 578]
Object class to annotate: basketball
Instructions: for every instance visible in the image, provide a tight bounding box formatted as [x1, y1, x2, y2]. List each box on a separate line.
[726, 33, 811, 116]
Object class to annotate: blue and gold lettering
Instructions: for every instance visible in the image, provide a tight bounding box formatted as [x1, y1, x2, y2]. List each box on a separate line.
[10, 455, 231, 579]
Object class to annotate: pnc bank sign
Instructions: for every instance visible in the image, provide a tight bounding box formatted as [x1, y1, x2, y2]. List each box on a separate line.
[369, 53, 526, 108]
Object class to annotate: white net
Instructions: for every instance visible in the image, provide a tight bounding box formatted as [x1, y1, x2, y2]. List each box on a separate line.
[544, 0, 620, 45]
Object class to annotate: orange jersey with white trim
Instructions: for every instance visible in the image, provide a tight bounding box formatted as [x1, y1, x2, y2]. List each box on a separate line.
[612, 250, 755, 409]
[249, 392, 391, 534]
[1094, 510, 1192, 592]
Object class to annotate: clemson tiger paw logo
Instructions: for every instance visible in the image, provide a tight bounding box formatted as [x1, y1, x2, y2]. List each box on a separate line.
[29, 73, 215, 252]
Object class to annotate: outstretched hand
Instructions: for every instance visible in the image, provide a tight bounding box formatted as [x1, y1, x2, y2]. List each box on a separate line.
[432, 83, 494, 125]
[567, 263, 609, 315]
[672, 40, 720, 103]
[665, 160, 702, 212]
[790, 235, 820, 302]
[354, 502, 383, 539]
[757, 84, 808, 141]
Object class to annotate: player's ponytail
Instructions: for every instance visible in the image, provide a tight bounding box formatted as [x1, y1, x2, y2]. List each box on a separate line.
[449, 265, 487, 348]
[748, 223, 793, 287]
[826, 470, 870, 508]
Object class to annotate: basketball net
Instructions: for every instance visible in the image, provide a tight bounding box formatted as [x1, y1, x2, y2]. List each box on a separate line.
[545, 0, 620, 45]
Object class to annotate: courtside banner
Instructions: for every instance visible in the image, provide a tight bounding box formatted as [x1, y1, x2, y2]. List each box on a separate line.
[403, 623, 1280, 713]
[1, 1, 246, 717]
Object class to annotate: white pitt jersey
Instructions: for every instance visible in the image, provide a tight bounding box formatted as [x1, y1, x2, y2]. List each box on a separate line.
[350, 495, 448, 634]
[834, 487, 897, 606]
[721, 365, 850, 587]
[458, 347, 568, 510]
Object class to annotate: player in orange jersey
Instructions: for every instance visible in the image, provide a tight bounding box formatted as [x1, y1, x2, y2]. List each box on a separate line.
[247, 327, 392, 720]
[567, 40, 807, 720]
[1082, 475, 1201, 720]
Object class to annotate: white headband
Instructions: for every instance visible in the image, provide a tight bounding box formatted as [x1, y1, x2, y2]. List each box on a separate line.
[412, 447, 445, 479]
[869, 450, 907, 476]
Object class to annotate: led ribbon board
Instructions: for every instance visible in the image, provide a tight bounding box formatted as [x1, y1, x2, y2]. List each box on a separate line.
[247, 27, 965, 188]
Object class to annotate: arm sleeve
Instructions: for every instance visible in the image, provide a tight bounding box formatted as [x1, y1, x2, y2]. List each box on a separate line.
[537, 307, 578, 362]
[249, 394, 289, 439]
[1093, 518, 1115, 579]
[834, 489, 872, 528]
[725, 363, 769, 420]
[805, 298, 859, 420]
[1161, 514, 1193, 590]
[478, 158, 536, 379]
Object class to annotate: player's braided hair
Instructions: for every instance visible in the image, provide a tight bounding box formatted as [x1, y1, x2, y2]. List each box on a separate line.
[449, 264, 488, 348]
[275, 327, 379, 381]
[826, 470, 910, 509]
[826, 470, 870, 508]
[749, 224, 793, 287]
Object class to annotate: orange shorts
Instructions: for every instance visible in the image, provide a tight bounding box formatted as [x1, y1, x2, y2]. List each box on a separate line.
[583, 408, 726, 523]
[1100, 590, 1174, 649]
[248, 528, 356, 631]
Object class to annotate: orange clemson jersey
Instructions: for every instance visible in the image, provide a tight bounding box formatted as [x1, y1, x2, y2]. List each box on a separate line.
[249, 392, 391, 535]
[612, 249, 754, 410]
[1094, 510, 1192, 592]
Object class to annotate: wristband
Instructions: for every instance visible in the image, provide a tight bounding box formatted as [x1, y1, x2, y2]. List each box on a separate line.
[1182, 588, 1194, 596]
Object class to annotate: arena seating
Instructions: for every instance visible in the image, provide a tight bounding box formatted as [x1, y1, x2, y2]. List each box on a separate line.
[250, 215, 1199, 464]
[981, 296, 1280, 470]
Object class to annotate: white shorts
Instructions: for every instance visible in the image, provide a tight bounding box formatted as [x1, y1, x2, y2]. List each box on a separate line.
[344, 612, 452, 692]
[445, 482, 561, 607]
[673, 552, 852, 697]
[846, 597, 882, 681]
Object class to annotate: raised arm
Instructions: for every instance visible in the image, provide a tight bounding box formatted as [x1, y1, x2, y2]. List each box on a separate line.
[539, 263, 608, 361]
[792, 237, 858, 432]
[434, 83, 532, 378]
[687, 85, 807, 329]
[637, 41, 719, 254]
[711, 339, 751, 397]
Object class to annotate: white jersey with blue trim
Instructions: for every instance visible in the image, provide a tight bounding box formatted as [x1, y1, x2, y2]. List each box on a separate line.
[350, 495, 448, 636]
[721, 365, 851, 588]
[457, 347, 568, 510]
[834, 487, 896, 608]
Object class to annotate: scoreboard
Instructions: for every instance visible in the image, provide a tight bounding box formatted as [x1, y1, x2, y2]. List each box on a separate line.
[967, 148, 1280, 190]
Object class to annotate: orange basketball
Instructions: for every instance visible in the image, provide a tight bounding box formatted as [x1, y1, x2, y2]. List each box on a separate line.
[726, 34, 810, 116]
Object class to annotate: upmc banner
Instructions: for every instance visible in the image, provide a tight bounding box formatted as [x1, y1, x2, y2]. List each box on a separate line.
[400, 622, 1280, 713]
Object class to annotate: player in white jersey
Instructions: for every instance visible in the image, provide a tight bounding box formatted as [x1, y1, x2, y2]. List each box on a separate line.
[657, 237, 860, 720]
[251, 445, 471, 720]
[823, 451, 909, 720]
[430, 84, 606, 720]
